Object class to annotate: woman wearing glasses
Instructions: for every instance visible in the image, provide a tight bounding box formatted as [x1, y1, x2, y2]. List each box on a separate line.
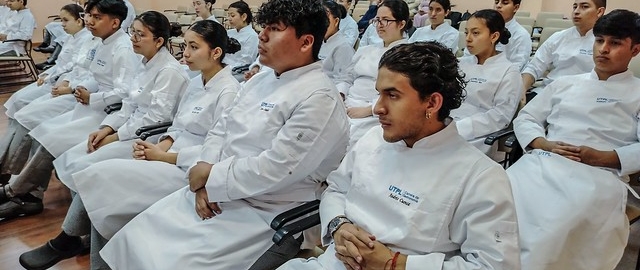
[18, 19, 242, 270]
[336, 0, 410, 148]
[450, 9, 522, 156]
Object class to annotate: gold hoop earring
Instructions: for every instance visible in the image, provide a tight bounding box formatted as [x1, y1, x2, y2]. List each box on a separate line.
[426, 111, 431, 119]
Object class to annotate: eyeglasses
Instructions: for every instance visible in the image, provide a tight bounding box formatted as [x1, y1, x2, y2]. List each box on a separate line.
[371, 18, 399, 27]
[129, 28, 145, 42]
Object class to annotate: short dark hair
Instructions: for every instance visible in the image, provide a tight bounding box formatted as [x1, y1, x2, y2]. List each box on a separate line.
[204, 0, 216, 12]
[429, 0, 451, 11]
[85, 0, 128, 27]
[380, 0, 412, 32]
[61, 3, 85, 26]
[593, 9, 640, 45]
[471, 9, 511, 45]
[379, 42, 466, 121]
[255, 0, 328, 61]
[229, 1, 253, 24]
[188, 20, 241, 63]
[22, 0, 27, 6]
[136, 11, 171, 47]
[591, 0, 606, 8]
[324, 0, 347, 20]
[512, 0, 522, 5]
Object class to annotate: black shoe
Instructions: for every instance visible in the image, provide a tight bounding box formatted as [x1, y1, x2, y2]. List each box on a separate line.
[0, 173, 10, 186]
[0, 194, 43, 219]
[35, 45, 56, 54]
[19, 240, 86, 270]
[0, 185, 9, 204]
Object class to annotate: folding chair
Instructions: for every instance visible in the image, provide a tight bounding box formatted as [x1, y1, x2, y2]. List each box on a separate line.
[0, 39, 38, 88]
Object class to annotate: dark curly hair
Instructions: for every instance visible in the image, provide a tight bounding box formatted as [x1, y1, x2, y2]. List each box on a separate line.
[470, 9, 511, 45]
[255, 0, 328, 60]
[85, 0, 128, 27]
[378, 41, 466, 121]
[188, 20, 242, 64]
[594, 9, 640, 45]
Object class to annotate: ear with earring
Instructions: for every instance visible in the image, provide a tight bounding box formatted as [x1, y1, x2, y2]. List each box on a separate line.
[425, 111, 431, 119]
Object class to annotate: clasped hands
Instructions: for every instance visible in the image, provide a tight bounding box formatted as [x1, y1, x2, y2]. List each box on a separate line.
[188, 161, 221, 220]
[333, 223, 405, 270]
[531, 137, 619, 168]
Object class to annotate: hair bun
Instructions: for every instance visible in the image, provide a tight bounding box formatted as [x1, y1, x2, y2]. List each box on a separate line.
[499, 28, 511, 45]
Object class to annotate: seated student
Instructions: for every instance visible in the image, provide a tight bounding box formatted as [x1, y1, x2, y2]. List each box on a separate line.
[0, 0, 138, 220]
[408, 0, 459, 52]
[319, 0, 354, 83]
[0, 0, 13, 30]
[357, 0, 382, 31]
[412, 0, 430, 28]
[359, 3, 409, 49]
[0, 4, 94, 185]
[193, 0, 221, 24]
[278, 41, 520, 270]
[224, 1, 259, 79]
[0, 0, 35, 56]
[493, 0, 531, 70]
[4, 4, 92, 121]
[464, 0, 531, 71]
[507, 9, 640, 270]
[18, 19, 238, 270]
[521, 0, 605, 100]
[452, 9, 522, 155]
[96, 0, 350, 268]
[335, 0, 359, 47]
[338, 0, 409, 148]
[52, 11, 190, 191]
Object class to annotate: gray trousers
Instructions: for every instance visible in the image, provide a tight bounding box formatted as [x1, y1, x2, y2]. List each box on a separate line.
[5, 144, 53, 199]
[63, 192, 110, 270]
[0, 119, 32, 176]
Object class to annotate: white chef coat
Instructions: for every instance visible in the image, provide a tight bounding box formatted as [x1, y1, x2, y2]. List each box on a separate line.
[359, 23, 382, 47]
[12, 36, 101, 131]
[30, 29, 140, 157]
[338, 15, 359, 48]
[0, 6, 15, 32]
[522, 27, 595, 89]
[318, 32, 354, 83]
[0, 8, 35, 55]
[508, 70, 640, 270]
[4, 28, 93, 119]
[100, 61, 350, 270]
[53, 47, 190, 189]
[279, 123, 520, 270]
[122, 0, 136, 30]
[463, 19, 532, 71]
[206, 15, 220, 24]
[73, 66, 241, 239]
[224, 24, 259, 69]
[336, 39, 406, 147]
[451, 52, 522, 154]
[408, 22, 459, 52]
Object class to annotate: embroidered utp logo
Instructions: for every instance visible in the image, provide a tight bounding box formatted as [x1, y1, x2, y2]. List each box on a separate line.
[260, 102, 275, 111]
[596, 97, 620, 103]
[388, 185, 420, 207]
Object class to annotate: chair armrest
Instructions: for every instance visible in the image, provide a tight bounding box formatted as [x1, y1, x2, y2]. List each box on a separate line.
[3, 39, 28, 43]
[484, 128, 515, 146]
[139, 126, 172, 141]
[272, 213, 321, 246]
[135, 122, 173, 136]
[270, 200, 320, 231]
[104, 103, 122, 114]
[232, 64, 251, 74]
[505, 134, 520, 148]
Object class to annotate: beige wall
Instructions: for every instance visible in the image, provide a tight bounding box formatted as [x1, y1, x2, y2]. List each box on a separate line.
[23, 0, 640, 43]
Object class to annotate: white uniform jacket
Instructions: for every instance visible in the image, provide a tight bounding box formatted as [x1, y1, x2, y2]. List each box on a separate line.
[280, 123, 520, 270]
[100, 47, 189, 141]
[498, 19, 532, 71]
[318, 32, 355, 83]
[100, 61, 350, 269]
[122, 0, 136, 30]
[359, 23, 382, 47]
[408, 22, 459, 52]
[338, 15, 359, 48]
[73, 67, 240, 239]
[337, 39, 406, 146]
[0, 8, 35, 55]
[4, 28, 93, 119]
[77, 29, 140, 111]
[451, 53, 522, 154]
[163, 67, 241, 169]
[522, 27, 594, 88]
[0, 6, 15, 31]
[225, 24, 259, 69]
[509, 70, 640, 270]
